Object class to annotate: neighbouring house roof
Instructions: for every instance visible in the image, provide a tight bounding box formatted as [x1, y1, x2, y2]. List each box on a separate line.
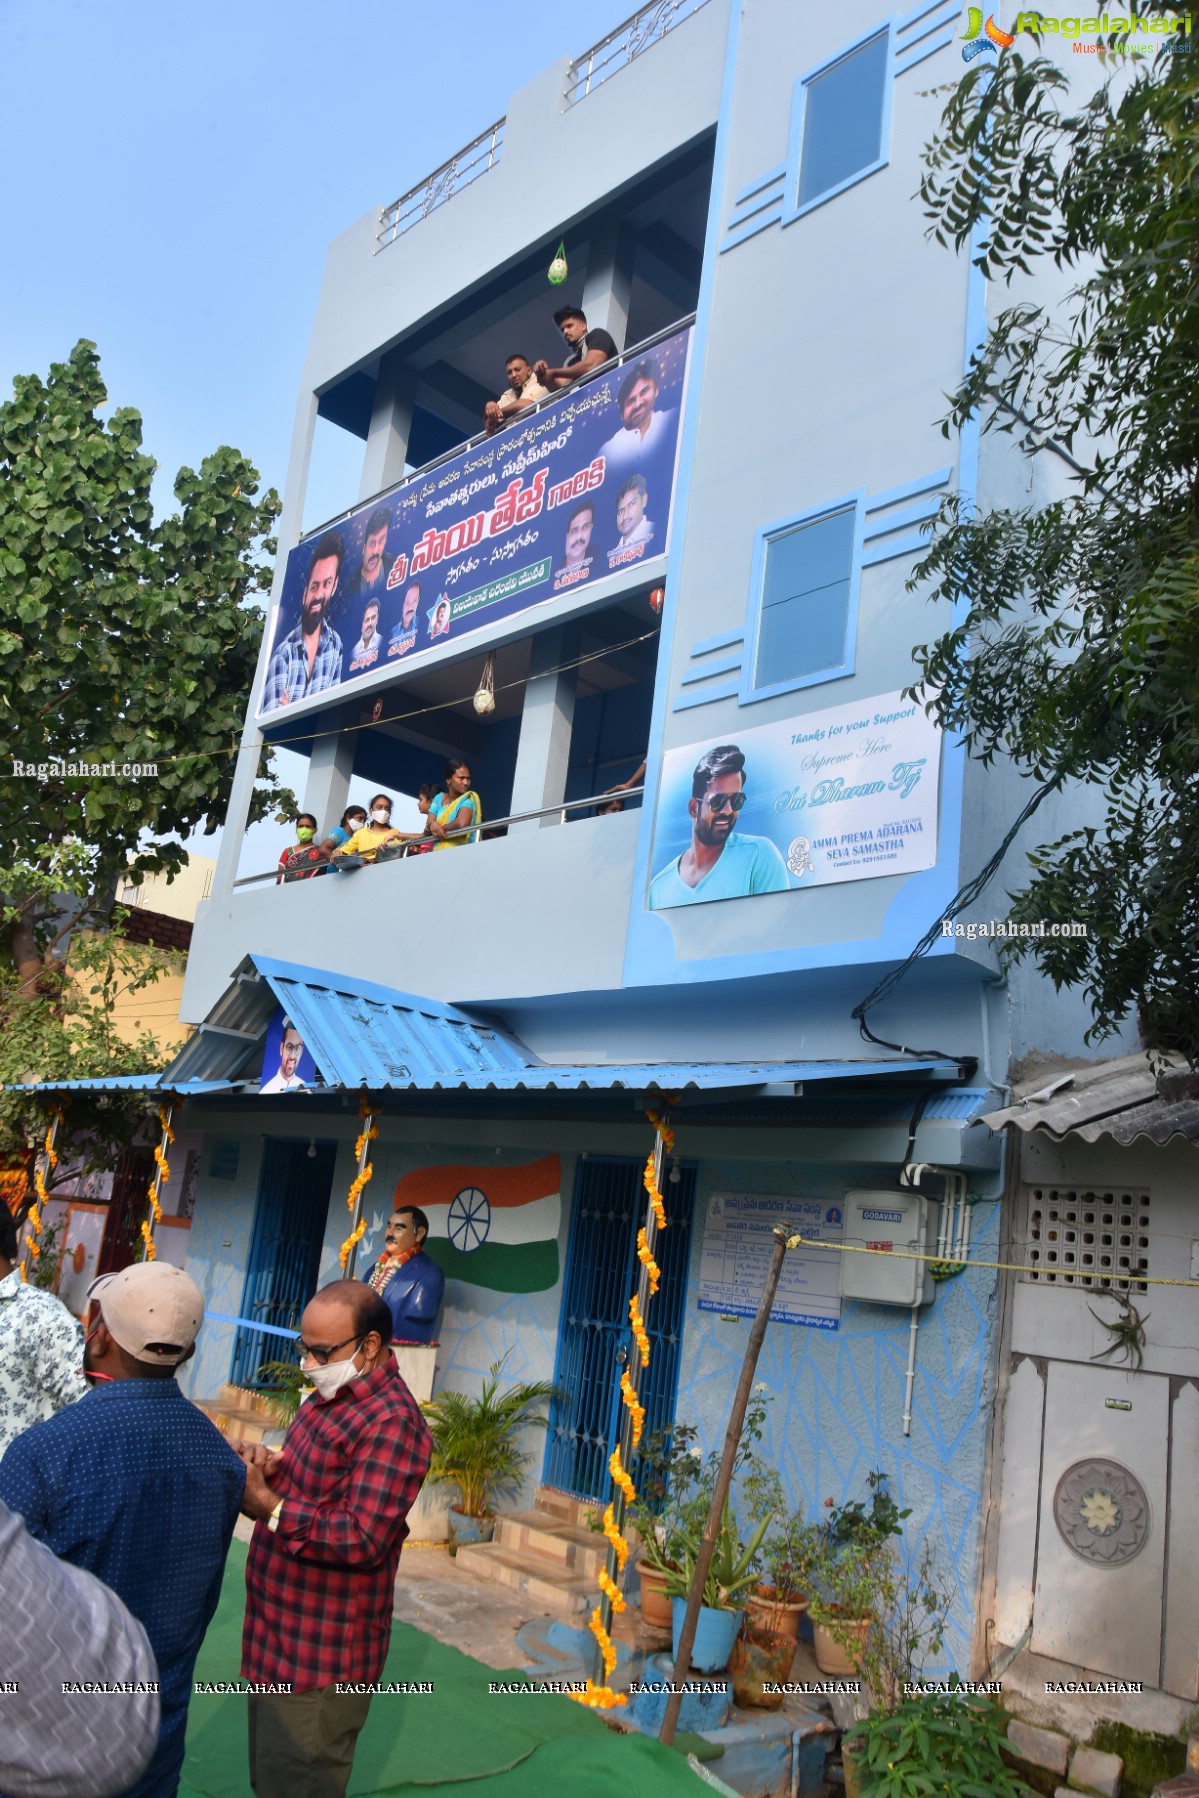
[980, 1051, 1199, 1148]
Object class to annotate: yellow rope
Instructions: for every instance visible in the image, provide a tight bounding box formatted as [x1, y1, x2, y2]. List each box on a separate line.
[787, 1232, 1199, 1289]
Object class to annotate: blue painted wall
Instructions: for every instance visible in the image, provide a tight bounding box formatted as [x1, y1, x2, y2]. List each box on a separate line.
[674, 1158, 1003, 1674]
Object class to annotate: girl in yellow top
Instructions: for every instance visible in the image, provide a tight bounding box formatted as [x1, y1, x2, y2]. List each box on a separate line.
[428, 758, 481, 849]
[331, 793, 416, 865]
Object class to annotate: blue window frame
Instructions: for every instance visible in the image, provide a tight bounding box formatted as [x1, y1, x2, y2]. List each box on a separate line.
[784, 24, 893, 223]
[742, 494, 864, 704]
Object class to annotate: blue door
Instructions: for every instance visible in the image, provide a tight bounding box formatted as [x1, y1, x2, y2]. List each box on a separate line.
[231, 1139, 337, 1386]
[544, 1156, 694, 1500]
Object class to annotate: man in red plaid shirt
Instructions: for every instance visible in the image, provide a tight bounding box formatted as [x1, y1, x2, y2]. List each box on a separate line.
[236, 1279, 432, 1797]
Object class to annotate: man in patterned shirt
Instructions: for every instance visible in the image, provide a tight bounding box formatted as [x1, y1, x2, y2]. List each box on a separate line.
[0, 1262, 247, 1798]
[260, 529, 346, 711]
[237, 1279, 432, 1798]
[0, 1201, 88, 1456]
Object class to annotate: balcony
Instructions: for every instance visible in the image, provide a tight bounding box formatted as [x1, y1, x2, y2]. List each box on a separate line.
[182, 802, 643, 1023]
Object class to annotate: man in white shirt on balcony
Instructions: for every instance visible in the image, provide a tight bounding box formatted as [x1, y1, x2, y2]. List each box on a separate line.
[484, 354, 548, 434]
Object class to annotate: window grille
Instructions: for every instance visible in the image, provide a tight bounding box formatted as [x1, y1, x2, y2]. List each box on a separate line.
[1022, 1186, 1150, 1295]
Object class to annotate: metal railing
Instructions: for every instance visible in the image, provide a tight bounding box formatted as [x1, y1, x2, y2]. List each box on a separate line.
[234, 787, 644, 890]
[302, 315, 694, 544]
[566, 0, 712, 104]
[377, 119, 505, 252]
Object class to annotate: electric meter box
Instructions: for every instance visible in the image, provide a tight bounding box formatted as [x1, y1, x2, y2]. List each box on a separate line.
[839, 1190, 937, 1307]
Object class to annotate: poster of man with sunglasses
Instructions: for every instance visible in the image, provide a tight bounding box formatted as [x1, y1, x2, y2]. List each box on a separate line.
[649, 742, 790, 909]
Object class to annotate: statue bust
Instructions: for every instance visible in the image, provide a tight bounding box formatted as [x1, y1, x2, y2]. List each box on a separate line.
[362, 1205, 444, 1345]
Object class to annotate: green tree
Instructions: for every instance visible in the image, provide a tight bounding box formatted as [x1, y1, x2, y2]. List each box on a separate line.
[0, 339, 285, 1196]
[908, 16, 1199, 1055]
[0, 338, 283, 986]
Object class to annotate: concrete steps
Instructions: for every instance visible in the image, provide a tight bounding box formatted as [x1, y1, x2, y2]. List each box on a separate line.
[453, 1489, 607, 1619]
[195, 1382, 286, 1447]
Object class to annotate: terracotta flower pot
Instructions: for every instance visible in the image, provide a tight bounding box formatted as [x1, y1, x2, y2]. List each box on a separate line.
[746, 1586, 808, 1641]
[728, 1626, 796, 1709]
[637, 1562, 675, 1629]
[812, 1613, 872, 1675]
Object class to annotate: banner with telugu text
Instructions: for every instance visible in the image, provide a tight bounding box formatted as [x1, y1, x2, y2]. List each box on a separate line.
[256, 326, 693, 715]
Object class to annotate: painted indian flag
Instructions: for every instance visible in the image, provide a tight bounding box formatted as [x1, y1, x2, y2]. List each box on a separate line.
[393, 1156, 561, 1293]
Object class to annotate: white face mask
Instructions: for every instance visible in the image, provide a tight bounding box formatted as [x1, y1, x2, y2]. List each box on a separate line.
[370, 809, 390, 825]
[304, 1347, 365, 1402]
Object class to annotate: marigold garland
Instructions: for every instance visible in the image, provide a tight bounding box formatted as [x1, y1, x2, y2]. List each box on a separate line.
[619, 1369, 646, 1447]
[339, 1104, 380, 1269]
[635, 1227, 661, 1296]
[641, 1152, 667, 1232]
[597, 1567, 626, 1613]
[566, 1607, 629, 1709]
[601, 1502, 629, 1571]
[23, 1109, 64, 1278]
[645, 1104, 676, 1156]
[608, 1444, 636, 1508]
[627, 1292, 651, 1367]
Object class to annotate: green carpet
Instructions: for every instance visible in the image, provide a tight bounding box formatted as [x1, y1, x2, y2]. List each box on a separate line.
[178, 1543, 707, 1797]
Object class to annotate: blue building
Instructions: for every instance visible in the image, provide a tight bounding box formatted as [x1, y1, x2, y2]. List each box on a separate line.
[37, 0, 1199, 1725]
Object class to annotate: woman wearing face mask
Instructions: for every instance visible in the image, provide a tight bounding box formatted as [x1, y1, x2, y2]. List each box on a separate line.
[276, 813, 327, 884]
[331, 794, 404, 869]
[427, 758, 482, 851]
[319, 804, 368, 868]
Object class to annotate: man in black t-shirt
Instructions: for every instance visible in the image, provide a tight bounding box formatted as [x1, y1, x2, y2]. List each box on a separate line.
[535, 306, 619, 391]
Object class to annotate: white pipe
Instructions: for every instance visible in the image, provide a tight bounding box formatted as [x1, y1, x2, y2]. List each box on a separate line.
[901, 1300, 920, 1437]
[960, 1185, 973, 1259]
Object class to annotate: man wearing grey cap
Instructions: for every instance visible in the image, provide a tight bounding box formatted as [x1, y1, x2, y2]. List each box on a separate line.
[0, 1262, 247, 1798]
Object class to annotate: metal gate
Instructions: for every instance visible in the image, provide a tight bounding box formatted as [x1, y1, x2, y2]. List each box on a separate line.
[544, 1155, 694, 1500]
[231, 1140, 337, 1386]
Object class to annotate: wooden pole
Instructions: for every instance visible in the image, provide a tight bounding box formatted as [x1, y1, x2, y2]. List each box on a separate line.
[590, 1126, 667, 1688]
[659, 1225, 790, 1747]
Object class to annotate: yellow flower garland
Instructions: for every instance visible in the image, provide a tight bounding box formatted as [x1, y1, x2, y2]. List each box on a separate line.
[628, 1292, 651, 1367]
[642, 1151, 667, 1232]
[635, 1227, 661, 1295]
[620, 1369, 646, 1447]
[608, 1444, 636, 1507]
[339, 1102, 380, 1269]
[23, 1109, 64, 1276]
[572, 1104, 678, 1712]
[141, 1103, 179, 1262]
[601, 1502, 629, 1570]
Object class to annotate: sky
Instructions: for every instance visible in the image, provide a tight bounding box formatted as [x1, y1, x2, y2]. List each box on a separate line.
[1, 0, 629, 876]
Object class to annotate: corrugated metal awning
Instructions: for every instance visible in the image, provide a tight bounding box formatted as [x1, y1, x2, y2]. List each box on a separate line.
[980, 1052, 1199, 1147]
[13, 954, 972, 1102]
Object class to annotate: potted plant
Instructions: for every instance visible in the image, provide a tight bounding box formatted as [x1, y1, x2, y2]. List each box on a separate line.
[807, 1470, 910, 1679]
[627, 1420, 704, 1628]
[421, 1356, 556, 1554]
[664, 1496, 774, 1672]
[742, 1469, 819, 1640]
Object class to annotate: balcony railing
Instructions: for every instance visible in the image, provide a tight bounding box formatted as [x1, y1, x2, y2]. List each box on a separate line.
[234, 788, 645, 889]
[377, 119, 505, 253]
[566, 0, 712, 104]
[303, 315, 693, 544]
